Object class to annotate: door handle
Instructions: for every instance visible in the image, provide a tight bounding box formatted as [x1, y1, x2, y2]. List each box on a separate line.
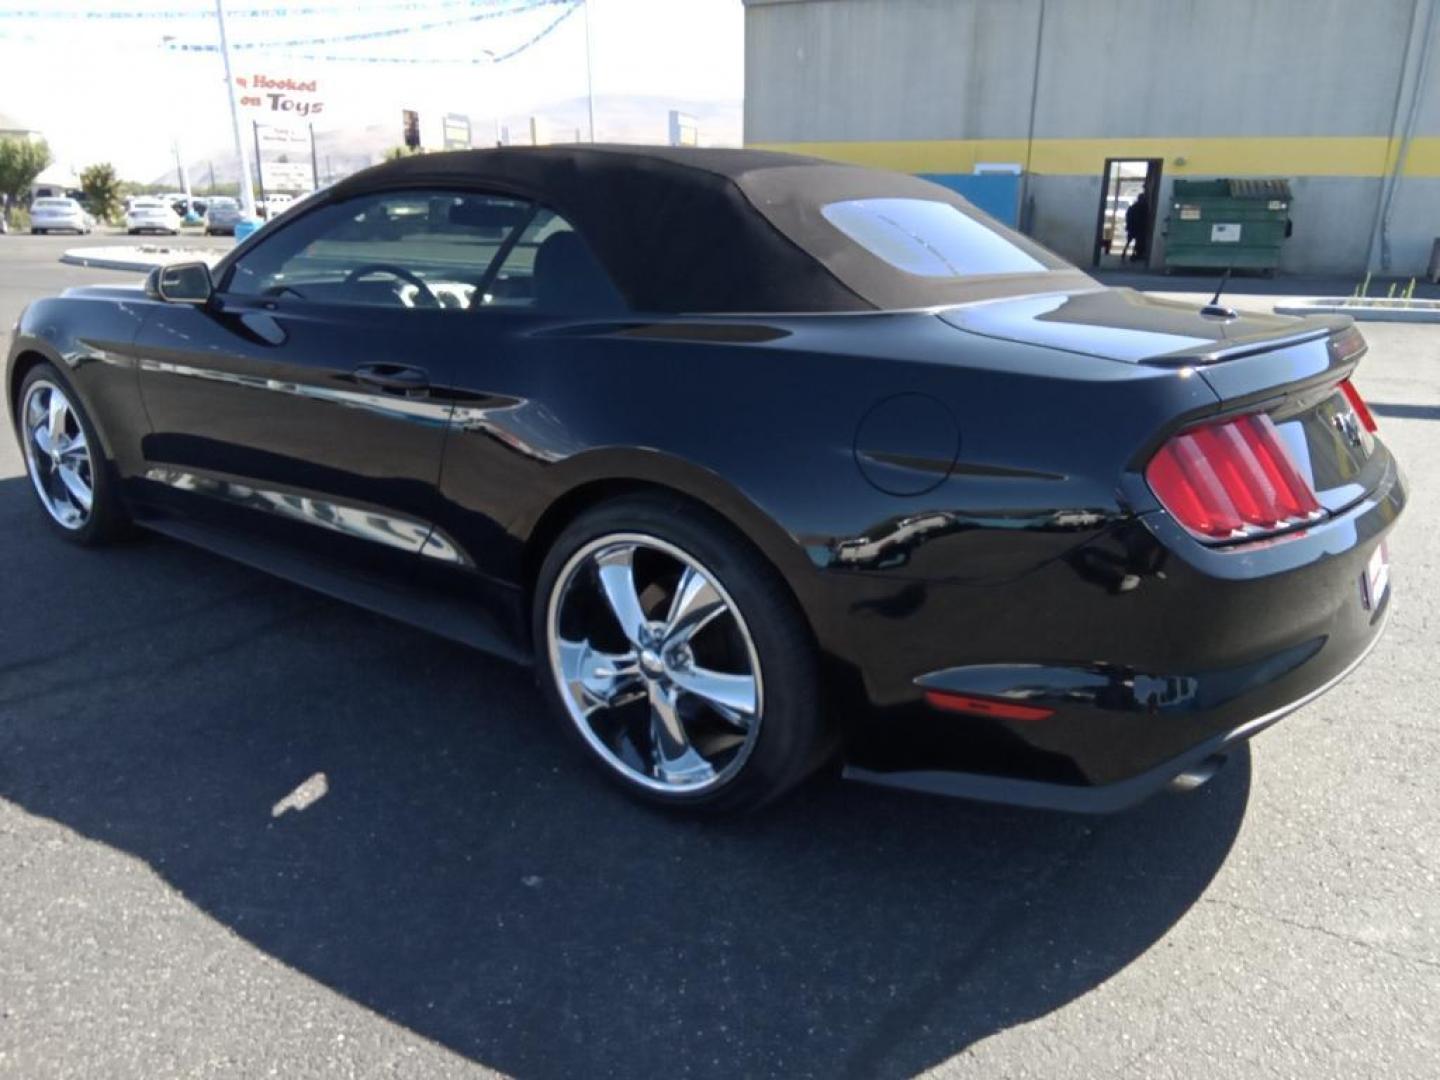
[353, 364, 429, 395]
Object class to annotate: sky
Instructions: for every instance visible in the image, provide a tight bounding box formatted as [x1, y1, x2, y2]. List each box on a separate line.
[0, 0, 745, 182]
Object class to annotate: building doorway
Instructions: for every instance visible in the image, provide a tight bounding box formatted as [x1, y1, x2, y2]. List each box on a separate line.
[1093, 158, 1163, 269]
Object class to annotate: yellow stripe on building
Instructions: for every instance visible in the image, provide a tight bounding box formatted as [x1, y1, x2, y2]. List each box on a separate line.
[750, 137, 1440, 178]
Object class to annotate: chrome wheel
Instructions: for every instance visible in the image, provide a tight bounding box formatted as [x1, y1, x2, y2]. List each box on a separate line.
[21, 379, 95, 530]
[547, 533, 764, 795]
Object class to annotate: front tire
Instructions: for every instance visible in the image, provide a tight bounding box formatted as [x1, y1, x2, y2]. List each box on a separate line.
[533, 495, 826, 813]
[16, 363, 131, 545]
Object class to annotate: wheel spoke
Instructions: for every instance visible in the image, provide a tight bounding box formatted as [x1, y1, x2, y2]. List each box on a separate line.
[556, 636, 640, 715]
[670, 665, 758, 725]
[647, 683, 714, 785]
[663, 565, 725, 645]
[56, 465, 93, 511]
[25, 387, 49, 432]
[57, 428, 87, 461]
[31, 422, 55, 459]
[47, 392, 69, 447]
[594, 545, 648, 647]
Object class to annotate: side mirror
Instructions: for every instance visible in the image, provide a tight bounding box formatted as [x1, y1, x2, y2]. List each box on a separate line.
[154, 261, 214, 304]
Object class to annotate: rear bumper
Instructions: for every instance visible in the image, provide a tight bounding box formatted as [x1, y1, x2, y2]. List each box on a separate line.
[840, 448, 1405, 812]
[844, 601, 1389, 812]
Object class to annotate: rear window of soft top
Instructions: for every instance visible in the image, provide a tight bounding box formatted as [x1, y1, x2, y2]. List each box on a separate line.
[821, 197, 1049, 279]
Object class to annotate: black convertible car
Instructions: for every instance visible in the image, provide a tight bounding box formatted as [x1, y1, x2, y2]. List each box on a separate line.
[6, 146, 1405, 813]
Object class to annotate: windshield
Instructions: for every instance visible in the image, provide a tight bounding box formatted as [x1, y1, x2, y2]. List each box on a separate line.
[34, 199, 73, 209]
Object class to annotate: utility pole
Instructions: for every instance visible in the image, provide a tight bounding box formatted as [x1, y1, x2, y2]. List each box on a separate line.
[583, 0, 596, 142]
[309, 123, 319, 190]
[215, 0, 256, 218]
[173, 140, 193, 211]
[252, 120, 267, 212]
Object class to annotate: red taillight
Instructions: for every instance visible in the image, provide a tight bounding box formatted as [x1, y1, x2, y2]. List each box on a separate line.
[1339, 379, 1378, 433]
[923, 689, 1054, 722]
[1146, 412, 1321, 541]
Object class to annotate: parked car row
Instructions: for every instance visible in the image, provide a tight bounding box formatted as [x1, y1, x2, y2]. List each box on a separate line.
[14, 192, 302, 239]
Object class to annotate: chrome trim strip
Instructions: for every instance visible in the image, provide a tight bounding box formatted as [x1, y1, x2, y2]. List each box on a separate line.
[137, 358, 454, 424]
[143, 466, 469, 565]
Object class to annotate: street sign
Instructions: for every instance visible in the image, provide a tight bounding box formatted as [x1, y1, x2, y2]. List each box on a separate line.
[443, 114, 473, 150]
[668, 110, 698, 148]
[256, 126, 310, 153]
[235, 73, 324, 121]
[260, 160, 314, 192]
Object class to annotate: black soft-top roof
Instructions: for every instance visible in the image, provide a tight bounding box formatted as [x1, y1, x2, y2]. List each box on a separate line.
[327, 145, 1081, 314]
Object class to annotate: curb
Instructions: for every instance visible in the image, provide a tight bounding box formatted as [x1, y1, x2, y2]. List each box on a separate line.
[1273, 298, 1440, 323]
[60, 245, 227, 273]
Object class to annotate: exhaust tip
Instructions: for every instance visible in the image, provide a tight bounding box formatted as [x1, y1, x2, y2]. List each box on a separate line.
[1168, 753, 1228, 794]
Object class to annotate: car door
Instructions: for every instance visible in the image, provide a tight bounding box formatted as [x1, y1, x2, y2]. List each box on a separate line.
[408, 206, 633, 641]
[132, 187, 536, 584]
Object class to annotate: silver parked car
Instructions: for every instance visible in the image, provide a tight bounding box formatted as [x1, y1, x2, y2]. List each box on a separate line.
[203, 196, 242, 235]
[29, 197, 92, 235]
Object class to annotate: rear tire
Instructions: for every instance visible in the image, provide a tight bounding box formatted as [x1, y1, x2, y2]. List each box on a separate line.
[533, 494, 827, 813]
[16, 362, 132, 546]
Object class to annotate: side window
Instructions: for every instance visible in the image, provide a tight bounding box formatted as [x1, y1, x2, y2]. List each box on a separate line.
[482, 209, 626, 315]
[225, 190, 533, 310]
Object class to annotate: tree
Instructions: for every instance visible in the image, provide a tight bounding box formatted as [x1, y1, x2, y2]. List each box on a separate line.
[0, 136, 52, 221]
[383, 145, 424, 162]
[81, 162, 122, 223]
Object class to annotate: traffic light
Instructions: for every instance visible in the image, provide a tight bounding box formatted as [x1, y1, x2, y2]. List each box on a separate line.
[402, 109, 420, 151]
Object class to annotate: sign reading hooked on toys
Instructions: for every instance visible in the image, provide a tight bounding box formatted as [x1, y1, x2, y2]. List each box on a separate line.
[235, 74, 324, 119]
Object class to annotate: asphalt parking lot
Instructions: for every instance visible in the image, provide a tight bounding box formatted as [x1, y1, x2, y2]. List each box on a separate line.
[1, 232, 1437, 1079]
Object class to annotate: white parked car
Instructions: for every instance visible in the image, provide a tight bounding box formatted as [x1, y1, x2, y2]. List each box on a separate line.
[29, 197, 93, 235]
[125, 197, 182, 236]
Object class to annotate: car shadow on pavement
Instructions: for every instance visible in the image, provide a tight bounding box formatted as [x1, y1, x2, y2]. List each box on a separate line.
[1370, 402, 1440, 422]
[0, 477, 1250, 1079]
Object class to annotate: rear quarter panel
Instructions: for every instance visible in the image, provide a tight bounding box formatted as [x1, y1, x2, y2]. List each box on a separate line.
[436, 309, 1222, 670]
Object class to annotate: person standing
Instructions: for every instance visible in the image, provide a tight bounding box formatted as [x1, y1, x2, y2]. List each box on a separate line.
[1125, 189, 1151, 263]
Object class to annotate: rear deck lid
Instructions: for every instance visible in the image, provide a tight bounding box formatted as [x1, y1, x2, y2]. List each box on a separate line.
[939, 288, 1387, 534]
[938, 287, 1345, 365]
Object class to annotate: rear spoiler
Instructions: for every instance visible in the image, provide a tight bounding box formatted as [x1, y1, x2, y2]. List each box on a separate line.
[1143, 315, 1357, 368]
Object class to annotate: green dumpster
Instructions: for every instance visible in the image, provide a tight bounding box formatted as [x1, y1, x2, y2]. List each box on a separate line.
[1163, 178, 1292, 273]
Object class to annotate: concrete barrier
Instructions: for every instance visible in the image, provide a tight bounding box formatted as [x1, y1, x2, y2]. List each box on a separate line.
[60, 244, 227, 273]
[1272, 297, 1440, 323]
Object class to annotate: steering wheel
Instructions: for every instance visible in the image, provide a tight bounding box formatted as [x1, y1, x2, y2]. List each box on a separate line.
[342, 263, 440, 308]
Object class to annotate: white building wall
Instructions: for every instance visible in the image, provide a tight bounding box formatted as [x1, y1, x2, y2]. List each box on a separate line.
[744, 0, 1440, 276]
